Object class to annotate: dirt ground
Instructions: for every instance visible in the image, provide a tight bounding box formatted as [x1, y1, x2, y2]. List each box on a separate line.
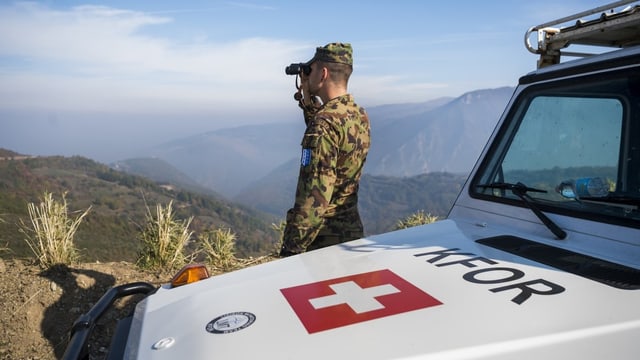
[0, 258, 173, 360]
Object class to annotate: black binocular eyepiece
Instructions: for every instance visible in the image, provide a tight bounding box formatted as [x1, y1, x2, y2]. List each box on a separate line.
[285, 63, 311, 76]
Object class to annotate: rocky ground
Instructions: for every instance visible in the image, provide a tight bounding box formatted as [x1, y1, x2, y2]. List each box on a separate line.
[0, 258, 175, 360]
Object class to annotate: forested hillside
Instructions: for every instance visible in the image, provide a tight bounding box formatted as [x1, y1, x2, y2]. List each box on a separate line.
[0, 152, 279, 262]
[359, 172, 467, 234]
[233, 158, 467, 235]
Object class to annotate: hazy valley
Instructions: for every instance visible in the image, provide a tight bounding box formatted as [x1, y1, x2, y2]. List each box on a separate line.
[1, 87, 513, 261]
[127, 87, 512, 197]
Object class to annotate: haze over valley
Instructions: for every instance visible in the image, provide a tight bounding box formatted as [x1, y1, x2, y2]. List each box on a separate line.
[116, 87, 513, 198]
[113, 87, 513, 228]
[2, 86, 513, 251]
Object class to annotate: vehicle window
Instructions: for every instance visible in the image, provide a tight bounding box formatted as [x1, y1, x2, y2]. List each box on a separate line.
[503, 96, 621, 200]
[472, 73, 640, 224]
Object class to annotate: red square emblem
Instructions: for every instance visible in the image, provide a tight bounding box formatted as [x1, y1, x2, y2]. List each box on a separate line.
[280, 269, 441, 333]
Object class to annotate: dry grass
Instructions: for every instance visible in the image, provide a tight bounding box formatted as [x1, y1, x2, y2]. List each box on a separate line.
[270, 220, 285, 254]
[394, 210, 439, 230]
[199, 227, 238, 271]
[199, 227, 274, 271]
[136, 201, 193, 271]
[18, 192, 91, 269]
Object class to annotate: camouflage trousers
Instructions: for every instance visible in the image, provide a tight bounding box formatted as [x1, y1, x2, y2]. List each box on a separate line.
[306, 214, 364, 251]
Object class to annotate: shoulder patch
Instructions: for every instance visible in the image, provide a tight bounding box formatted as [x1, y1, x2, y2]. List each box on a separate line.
[301, 148, 312, 166]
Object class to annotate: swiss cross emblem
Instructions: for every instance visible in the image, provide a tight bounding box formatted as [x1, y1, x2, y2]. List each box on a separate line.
[280, 269, 442, 333]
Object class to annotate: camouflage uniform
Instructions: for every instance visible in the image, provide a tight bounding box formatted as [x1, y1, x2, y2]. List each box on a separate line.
[281, 43, 371, 255]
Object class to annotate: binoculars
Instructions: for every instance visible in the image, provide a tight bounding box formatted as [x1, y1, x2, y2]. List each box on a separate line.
[285, 63, 311, 76]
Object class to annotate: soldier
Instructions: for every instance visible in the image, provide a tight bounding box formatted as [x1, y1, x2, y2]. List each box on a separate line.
[280, 42, 371, 257]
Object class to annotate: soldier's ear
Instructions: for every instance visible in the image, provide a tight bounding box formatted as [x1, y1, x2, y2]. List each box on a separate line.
[321, 67, 329, 82]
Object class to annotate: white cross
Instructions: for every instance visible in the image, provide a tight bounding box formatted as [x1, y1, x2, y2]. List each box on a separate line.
[309, 281, 400, 314]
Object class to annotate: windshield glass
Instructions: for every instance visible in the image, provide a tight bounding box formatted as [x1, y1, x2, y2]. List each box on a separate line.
[472, 71, 640, 225]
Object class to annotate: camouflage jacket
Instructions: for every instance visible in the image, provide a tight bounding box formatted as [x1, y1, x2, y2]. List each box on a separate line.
[282, 94, 370, 254]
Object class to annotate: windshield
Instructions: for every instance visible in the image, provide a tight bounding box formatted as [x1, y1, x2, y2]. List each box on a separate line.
[472, 70, 640, 225]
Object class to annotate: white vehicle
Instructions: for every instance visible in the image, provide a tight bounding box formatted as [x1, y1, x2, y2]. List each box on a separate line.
[64, 2, 640, 359]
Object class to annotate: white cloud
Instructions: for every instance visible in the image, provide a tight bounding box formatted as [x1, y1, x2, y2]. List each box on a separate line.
[0, 3, 171, 64]
[0, 1, 466, 118]
[0, 2, 309, 114]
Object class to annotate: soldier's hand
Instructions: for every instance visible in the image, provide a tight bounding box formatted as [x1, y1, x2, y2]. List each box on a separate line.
[299, 75, 312, 107]
[297, 76, 320, 108]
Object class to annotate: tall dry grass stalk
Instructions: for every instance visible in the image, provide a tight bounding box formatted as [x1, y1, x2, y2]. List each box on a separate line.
[19, 192, 90, 268]
[270, 220, 286, 255]
[136, 201, 193, 271]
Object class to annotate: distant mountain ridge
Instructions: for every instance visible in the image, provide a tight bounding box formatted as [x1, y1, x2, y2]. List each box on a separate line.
[112, 157, 222, 197]
[367, 87, 514, 176]
[132, 87, 512, 197]
[111, 87, 512, 235]
[144, 122, 305, 197]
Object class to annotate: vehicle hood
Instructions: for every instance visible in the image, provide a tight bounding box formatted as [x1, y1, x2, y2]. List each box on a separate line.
[125, 220, 640, 359]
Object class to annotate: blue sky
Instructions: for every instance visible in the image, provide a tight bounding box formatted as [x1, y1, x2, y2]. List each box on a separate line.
[0, 0, 621, 161]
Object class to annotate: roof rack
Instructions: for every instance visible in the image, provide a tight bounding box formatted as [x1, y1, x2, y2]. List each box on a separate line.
[525, 0, 640, 68]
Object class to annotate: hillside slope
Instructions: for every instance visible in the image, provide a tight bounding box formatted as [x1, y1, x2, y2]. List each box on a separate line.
[0, 154, 279, 262]
[234, 158, 467, 235]
[367, 87, 513, 176]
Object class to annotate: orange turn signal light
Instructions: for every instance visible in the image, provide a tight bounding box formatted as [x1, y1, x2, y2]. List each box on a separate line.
[170, 263, 210, 288]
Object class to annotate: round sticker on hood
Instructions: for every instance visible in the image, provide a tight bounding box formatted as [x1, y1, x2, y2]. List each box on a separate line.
[206, 312, 256, 334]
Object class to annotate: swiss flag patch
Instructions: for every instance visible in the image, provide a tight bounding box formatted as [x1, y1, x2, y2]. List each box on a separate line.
[280, 269, 441, 333]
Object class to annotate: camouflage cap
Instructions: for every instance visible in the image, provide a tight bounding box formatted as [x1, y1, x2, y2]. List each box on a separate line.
[308, 42, 353, 66]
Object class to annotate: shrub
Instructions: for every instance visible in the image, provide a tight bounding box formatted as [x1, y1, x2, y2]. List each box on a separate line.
[18, 192, 90, 268]
[200, 228, 238, 272]
[136, 201, 193, 271]
[394, 210, 439, 230]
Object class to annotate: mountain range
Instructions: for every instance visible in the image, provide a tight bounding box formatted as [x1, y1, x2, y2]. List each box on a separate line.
[114, 87, 514, 233]
[123, 87, 513, 198]
[366, 87, 514, 176]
